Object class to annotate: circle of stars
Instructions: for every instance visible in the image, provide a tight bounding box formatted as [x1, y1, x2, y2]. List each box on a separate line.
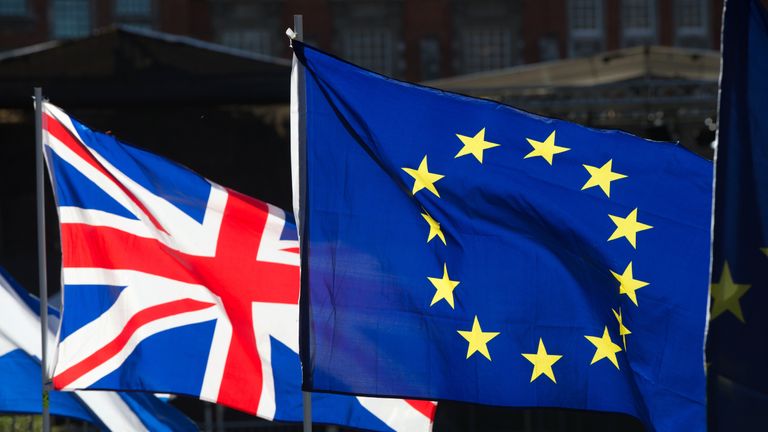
[399, 124, 659, 383]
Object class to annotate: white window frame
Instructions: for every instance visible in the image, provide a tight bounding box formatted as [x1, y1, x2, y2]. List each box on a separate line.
[459, 27, 514, 73]
[622, 0, 657, 44]
[341, 28, 396, 76]
[569, 0, 604, 39]
[568, 0, 605, 57]
[675, 0, 708, 37]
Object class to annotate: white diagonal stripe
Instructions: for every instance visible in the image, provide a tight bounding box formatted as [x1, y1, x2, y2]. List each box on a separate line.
[0, 333, 17, 357]
[257, 204, 300, 266]
[356, 397, 435, 432]
[1, 270, 149, 431]
[59, 207, 154, 239]
[55, 269, 222, 374]
[44, 101, 228, 256]
[252, 302, 300, 420]
[199, 311, 232, 403]
[75, 391, 149, 432]
[61, 307, 220, 390]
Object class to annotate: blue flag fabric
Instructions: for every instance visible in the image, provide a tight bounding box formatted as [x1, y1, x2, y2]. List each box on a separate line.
[0, 349, 95, 423]
[708, 0, 768, 429]
[0, 266, 197, 431]
[295, 42, 713, 431]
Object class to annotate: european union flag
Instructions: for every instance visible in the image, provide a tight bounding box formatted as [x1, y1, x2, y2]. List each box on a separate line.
[294, 41, 712, 431]
[707, 0, 768, 429]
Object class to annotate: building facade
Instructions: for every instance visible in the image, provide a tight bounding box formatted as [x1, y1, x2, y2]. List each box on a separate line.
[1, 0, 725, 81]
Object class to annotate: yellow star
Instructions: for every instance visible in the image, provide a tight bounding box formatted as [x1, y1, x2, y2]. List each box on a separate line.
[610, 262, 649, 306]
[457, 316, 500, 361]
[455, 128, 500, 163]
[428, 263, 460, 308]
[522, 338, 562, 383]
[524, 130, 570, 165]
[711, 262, 751, 323]
[402, 156, 444, 197]
[762, 247, 768, 257]
[421, 213, 446, 245]
[608, 208, 653, 248]
[584, 326, 622, 369]
[612, 308, 631, 350]
[582, 160, 627, 197]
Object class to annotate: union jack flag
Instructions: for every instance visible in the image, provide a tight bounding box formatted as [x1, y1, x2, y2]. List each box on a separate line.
[43, 102, 436, 431]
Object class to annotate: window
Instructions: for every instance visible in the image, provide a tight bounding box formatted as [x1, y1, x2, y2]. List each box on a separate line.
[342, 28, 395, 75]
[460, 28, 513, 73]
[675, 0, 708, 47]
[51, 0, 91, 39]
[115, 0, 150, 17]
[676, 0, 705, 28]
[571, 0, 601, 31]
[420, 37, 441, 80]
[539, 35, 561, 61]
[623, 0, 653, 29]
[0, 0, 26, 16]
[212, 1, 281, 57]
[569, 0, 604, 57]
[114, 0, 153, 29]
[219, 29, 274, 56]
[622, 0, 657, 46]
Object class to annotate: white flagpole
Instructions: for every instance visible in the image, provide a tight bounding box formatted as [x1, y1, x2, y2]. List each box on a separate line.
[34, 87, 50, 432]
[289, 13, 312, 432]
[290, 15, 305, 229]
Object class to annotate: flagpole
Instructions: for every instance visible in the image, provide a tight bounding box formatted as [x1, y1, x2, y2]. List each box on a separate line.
[290, 13, 312, 432]
[34, 87, 51, 432]
[204, 402, 213, 432]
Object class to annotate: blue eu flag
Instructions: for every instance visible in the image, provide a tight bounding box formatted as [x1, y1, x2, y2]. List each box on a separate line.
[708, 0, 768, 429]
[294, 41, 712, 431]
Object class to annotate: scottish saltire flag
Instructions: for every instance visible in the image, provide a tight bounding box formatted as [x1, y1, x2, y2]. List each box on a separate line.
[41, 102, 435, 431]
[0, 267, 196, 431]
[293, 42, 713, 431]
[707, 0, 768, 429]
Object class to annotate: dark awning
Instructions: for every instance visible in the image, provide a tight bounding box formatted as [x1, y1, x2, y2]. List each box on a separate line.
[0, 25, 291, 107]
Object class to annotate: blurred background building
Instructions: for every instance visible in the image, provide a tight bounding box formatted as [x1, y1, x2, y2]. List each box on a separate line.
[0, 0, 729, 430]
[0, 0, 725, 156]
[0, 0, 725, 77]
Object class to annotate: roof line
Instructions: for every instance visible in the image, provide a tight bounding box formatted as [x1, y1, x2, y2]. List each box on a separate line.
[0, 25, 291, 66]
[112, 25, 291, 66]
[439, 76, 719, 95]
[422, 44, 719, 87]
[0, 40, 63, 62]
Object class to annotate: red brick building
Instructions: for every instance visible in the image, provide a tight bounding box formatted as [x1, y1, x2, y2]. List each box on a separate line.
[0, 0, 210, 49]
[1, 0, 726, 81]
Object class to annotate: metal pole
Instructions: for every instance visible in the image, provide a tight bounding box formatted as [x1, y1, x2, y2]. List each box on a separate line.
[215, 404, 224, 432]
[35, 87, 50, 432]
[204, 402, 213, 432]
[292, 14, 312, 432]
[302, 392, 312, 432]
[523, 409, 532, 432]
